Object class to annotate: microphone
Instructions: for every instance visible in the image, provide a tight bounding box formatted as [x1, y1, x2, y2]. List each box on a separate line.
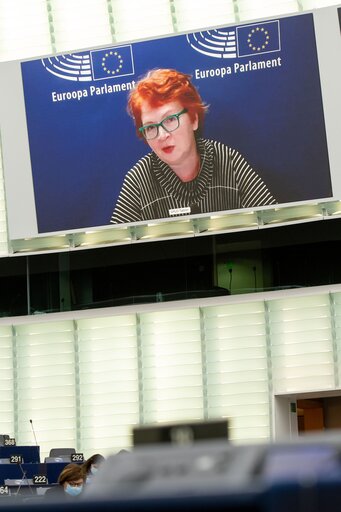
[253, 266, 257, 291]
[228, 268, 233, 292]
[190, 203, 201, 214]
[29, 419, 38, 447]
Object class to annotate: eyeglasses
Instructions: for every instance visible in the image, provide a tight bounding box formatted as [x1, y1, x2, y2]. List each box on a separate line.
[139, 108, 188, 140]
[68, 480, 83, 487]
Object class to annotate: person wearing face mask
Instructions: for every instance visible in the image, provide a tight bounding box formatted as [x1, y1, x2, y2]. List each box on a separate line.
[110, 68, 276, 225]
[82, 453, 105, 484]
[45, 463, 84, 500]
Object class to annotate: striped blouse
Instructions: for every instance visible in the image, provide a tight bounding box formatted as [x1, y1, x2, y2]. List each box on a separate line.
[110, 138, 276, 224]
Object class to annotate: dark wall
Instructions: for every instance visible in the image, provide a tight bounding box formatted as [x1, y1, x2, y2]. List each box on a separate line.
[1, 218, 341, 316]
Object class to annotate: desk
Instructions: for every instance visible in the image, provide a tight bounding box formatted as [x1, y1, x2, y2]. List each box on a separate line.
[0, 446, 40, 464]
[45, 462, 70, 484]
[0, 461, 73, 486]
[0, 463, 45, 485]
[3, 482, 51, 498]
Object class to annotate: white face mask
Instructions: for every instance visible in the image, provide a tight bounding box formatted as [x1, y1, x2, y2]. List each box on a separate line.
[65, 483, 83, 497]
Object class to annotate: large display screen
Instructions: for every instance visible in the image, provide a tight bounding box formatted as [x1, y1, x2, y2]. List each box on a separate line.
[1, 6, 340, 239]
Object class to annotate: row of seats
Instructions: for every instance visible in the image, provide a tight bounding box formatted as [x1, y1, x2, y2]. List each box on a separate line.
[0, 447, 76, 465]
[45, 448, 76, 463]
[0, 448, 78, 490]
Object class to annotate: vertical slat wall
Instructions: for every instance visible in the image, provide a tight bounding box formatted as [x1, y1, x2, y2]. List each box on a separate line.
[0, 0, 51, 61]
[0, 326, 14, 436]
[203, 302, 271, 443]
[0, 0, 337, 66]
[172, 0, 236, 32]
[268, 295, 335, 394]
[49, 0, 113, 53]
[111, 0, 174, 42]
[139, 309, 204, 424]
[76, 315, 139, 454]
[236, 0, 299, 21]
[301, 0, 341, 8]
[2, 286, 340, 459]
[331, 291, 341, 387]
[14, 321, 77, 456]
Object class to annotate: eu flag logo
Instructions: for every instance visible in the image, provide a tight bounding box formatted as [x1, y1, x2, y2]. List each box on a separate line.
[90, 45, 135, 81]
[237, 20, 280, 57]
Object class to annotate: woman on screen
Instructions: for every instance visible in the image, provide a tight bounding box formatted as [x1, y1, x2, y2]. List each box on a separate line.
[110, 68, 276, 224]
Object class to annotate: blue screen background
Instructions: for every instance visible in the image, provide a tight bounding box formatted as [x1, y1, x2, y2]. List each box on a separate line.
[21, 13, 331, 233]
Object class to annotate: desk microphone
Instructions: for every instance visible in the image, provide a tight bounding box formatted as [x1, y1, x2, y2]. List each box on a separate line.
[29, 419, 38, 447]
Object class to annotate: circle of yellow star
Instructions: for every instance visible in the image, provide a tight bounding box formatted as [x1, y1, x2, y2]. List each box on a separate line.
[101, 50, 124, 76]
[247, 26, 270, 51]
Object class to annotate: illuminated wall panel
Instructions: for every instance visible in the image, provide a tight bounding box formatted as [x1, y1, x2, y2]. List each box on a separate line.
[331, 291, 341, 388]
[268, 295, 335, 394]
[111, 0, 174, 42]
[173, 0, 236, 31]
[0, 0, 51, 61]
[140, 309, 204, 423]
[0, 326, 14, 435]
[203, 302, 271, 442]
[0, 286, 340, 456]
[49, 0, 112, 52]
[14, 321, 77, 456]
[77, 315, 139, 454]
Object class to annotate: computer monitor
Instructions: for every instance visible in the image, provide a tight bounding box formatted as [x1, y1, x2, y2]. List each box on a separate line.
[133, 419, 229, 446]
[0, 435, 10, 446]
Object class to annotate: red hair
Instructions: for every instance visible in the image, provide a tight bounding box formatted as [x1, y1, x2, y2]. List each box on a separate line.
[128, 69, 207, 138]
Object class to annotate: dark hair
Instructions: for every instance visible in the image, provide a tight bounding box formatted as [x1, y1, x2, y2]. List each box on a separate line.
[82, 453, 105, 475]
[58, 464, 84, 485]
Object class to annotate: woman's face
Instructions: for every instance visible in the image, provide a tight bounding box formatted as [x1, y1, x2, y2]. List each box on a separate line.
[63, 477, 84, 496]
[140, 100, 198, 168]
